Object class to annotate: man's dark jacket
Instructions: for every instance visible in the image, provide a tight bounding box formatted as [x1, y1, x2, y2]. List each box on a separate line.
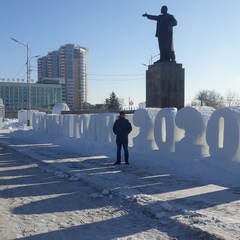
[113, 118, 132, 144]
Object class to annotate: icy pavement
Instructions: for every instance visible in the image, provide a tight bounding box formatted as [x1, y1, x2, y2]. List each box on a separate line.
[0, 129, 240, 239]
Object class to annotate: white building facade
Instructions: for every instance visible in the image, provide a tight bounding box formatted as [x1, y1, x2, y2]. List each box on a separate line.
[0, 81, 62, 111]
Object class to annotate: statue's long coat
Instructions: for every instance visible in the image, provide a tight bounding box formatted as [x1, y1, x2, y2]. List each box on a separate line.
[146, 13, 177, 53]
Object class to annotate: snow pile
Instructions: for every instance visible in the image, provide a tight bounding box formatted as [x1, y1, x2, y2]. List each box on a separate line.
[132, 108, 160, 150]
[175, 106, 215, 157]
[2, 118, 28, 130]
[154, 107, 183, 154]
[52, 103, 70, 115]
[18, 110, 39, 124]
[3, 106, 240, 185]
[30, 106, 240, 162]
[206, 107, 240, 161]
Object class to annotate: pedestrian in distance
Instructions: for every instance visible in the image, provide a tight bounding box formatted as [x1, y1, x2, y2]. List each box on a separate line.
[113, 111, 132, 165]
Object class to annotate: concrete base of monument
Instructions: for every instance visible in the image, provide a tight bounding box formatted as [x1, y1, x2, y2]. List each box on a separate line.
[146, 62, 185, 109]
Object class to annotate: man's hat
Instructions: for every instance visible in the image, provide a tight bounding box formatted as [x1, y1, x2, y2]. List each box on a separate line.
[119, 111, 125, 115]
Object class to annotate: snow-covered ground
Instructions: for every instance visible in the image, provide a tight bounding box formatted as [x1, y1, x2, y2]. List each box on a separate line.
[0, 118, 240, 239]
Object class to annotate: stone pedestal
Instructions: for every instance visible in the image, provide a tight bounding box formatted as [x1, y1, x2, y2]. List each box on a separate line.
[146, 62, 185, 109]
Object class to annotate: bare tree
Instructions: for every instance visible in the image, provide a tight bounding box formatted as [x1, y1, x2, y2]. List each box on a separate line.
[192, 90, 225, 109]
[225, 89, 240, 106]
[118, 98, 125, 109]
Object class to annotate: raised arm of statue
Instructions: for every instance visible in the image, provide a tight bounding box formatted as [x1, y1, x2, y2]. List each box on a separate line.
[142, 13, 159, 21]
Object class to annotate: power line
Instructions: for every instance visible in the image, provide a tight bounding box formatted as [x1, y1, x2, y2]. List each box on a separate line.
[88, 73, 144, 76]
[88, 73, 145, 81]
[88, 78, 145, 81]
[12, 63, 27, 79]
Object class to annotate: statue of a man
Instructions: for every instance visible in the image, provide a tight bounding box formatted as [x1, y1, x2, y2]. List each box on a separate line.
[143, 6, 177, 63]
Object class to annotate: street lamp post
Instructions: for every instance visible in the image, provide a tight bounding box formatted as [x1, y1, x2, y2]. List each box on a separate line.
[149, 54, 160, 65]
[142, 54, 161, 66]
[10, 38, 31, 126]
[29, 55, 40, 119]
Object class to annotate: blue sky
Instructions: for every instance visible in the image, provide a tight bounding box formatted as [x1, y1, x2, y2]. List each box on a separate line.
[1, 0, 240, 108]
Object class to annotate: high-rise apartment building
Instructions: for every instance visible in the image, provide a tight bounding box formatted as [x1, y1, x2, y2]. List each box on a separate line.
[38, 44, 88, 110]
[37, 56, 48, 81]
[48, 51, 59, 78]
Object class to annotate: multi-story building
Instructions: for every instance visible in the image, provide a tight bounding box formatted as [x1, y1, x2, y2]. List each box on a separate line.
[37, 56, 48, 81]
[38, 77, 65, 103]
[0, 80, 62, 112]
[47, 51, 59, 78]
[38, 44, 88, 110]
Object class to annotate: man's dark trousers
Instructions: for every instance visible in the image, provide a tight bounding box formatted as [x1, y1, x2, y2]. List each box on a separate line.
[116, 142, 129, 164]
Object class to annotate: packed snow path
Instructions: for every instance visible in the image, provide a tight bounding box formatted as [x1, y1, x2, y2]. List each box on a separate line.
[0, 132, 240, 239]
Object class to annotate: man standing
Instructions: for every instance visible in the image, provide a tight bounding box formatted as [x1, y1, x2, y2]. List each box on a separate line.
[143, 5, 177, 63]
[113, 111, 132, 165]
